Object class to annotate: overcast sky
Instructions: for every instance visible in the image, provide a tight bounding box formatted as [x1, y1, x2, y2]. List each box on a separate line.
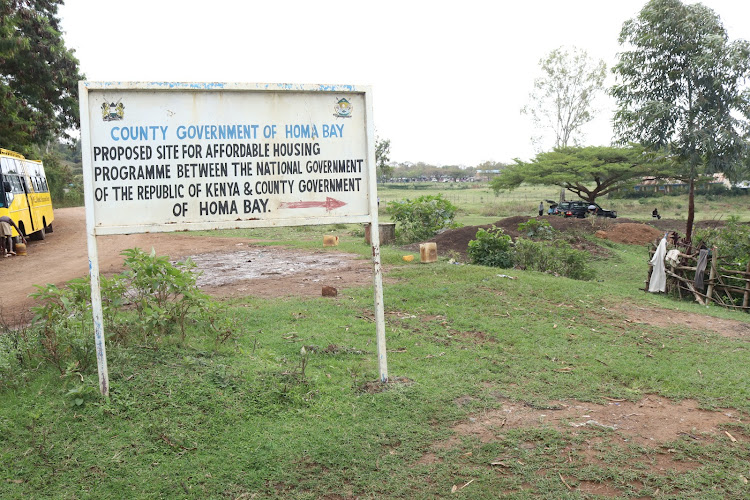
[59, 0, 750, 167]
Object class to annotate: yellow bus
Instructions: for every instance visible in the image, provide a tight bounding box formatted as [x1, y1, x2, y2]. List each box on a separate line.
[0, 148, 54, 240]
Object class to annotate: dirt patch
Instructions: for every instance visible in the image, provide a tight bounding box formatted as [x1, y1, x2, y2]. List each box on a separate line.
[357, 376, 414, 394]
[613, 304, 750, 339]
[445, 395, 746, 448]
[189, 247, 373, 301]
[595, 222, 663, 245]
[417, 395, 748, 484]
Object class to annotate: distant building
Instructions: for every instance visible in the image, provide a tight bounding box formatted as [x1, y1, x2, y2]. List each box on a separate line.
[634, 173, 734, 193]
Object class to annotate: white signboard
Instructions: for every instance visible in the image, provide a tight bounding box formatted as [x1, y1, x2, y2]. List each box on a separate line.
[79, 82, 387, 396]
[82, 83, 374, 234]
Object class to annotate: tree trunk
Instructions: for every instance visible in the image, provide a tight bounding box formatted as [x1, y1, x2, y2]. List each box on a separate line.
[685, 178, 695, 246]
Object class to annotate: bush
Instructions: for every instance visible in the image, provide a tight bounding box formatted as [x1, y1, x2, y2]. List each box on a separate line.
[9, 248, 228, 378]
[468, 226, 513, 268]
[513, 239, 595, 280]
[468, 228, 596, 280]
[517, 219, 556, 240]
[120, 248, 209, 341]
[30, 278, 98, 374]
[386, 194, 460, 243]
[694, 217, 750, 266]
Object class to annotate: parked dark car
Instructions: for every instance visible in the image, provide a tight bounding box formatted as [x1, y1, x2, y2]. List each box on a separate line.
[558, 201, 617, 218]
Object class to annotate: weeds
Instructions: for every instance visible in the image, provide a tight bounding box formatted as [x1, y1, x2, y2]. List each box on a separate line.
[4, 248, 232, 383]
[467, 225, 596, 280]
[120, 248, 209, 341]
[30, 279, 96, 374]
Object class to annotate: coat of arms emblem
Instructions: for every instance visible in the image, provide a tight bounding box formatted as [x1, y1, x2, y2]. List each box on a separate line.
[101, 100, 125, 121]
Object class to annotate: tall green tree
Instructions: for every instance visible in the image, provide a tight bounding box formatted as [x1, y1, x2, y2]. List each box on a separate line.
[611, 0, 750, 243]
[489, 145, 672, 203]
[375, 136, 392, 182]
[522, 46, 607, 150]
[0, 0, 83, 156]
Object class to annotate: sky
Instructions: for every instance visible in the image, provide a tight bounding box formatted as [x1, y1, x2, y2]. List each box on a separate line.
[58, 0, 750, 167]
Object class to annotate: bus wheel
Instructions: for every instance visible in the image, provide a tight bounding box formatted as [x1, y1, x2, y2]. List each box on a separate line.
[46, 223, 53, 233]
[31, 225, 45, 241]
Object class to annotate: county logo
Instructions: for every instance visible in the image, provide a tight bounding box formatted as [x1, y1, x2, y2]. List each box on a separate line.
[333, 98, 353, 118]
[101, 100, 125, 121]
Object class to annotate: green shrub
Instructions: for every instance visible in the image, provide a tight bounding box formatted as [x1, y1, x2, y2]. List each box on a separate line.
[386, 194, 460, 243]
[517, 219, 556, 240]
[29, 278, 99, 374]
[694, 217, 750, 266]
[15, 248, 228, 377]
[468, 226, 514, 268]
[120, 248, 210, 341]
[513, 239, 595, 280]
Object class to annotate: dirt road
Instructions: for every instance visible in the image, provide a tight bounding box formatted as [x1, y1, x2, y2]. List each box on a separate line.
[0, 207, 373, 319]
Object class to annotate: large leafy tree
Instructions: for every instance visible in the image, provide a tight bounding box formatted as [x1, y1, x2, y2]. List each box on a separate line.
[522, 46, 607, 150]
[611, 0, 750, 243]
[0, 0, 83, 156]
[489, 145, 672, 203]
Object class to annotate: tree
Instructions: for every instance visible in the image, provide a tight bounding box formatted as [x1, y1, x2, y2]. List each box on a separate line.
[0, 0, 83, 156]
[43, 151, 83, 207]
[522, 46, 607, 150]
[375, 137, 392, 182]
[489, 146, 673, 203]
[611, 0, 750, 243]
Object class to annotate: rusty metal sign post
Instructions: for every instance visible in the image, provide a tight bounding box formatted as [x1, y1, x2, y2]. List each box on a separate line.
[79, 82, 388, 396]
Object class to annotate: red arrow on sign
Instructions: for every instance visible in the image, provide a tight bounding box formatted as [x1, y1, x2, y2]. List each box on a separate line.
[278, 197, 347, 211]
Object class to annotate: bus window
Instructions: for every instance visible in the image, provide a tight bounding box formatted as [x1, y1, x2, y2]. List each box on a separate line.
[0, 157, 13, 174]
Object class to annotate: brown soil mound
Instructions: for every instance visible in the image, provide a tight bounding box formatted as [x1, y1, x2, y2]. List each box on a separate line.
[419, 216, 703, 261]
[597, 223, 663, 245]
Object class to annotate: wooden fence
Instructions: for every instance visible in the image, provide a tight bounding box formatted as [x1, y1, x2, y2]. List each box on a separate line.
[647, 242, 750, 311]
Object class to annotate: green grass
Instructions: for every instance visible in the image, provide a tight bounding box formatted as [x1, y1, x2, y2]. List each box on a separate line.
[377, 182, 750, 223]
[2, 188, 750, 498]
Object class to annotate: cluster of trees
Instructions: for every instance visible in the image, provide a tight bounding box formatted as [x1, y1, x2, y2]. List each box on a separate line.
[385, 162, 481, 182]
[1, 0, 82, 157]
[376, 136, 492, 183]
[1, 0, 83, 206]
[501, 0, 750, 243]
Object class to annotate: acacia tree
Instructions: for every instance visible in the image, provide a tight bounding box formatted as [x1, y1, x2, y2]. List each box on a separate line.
[611, 0, 750, 243]
[0, 0, 83, 156]
[489, 145, 672, 203]
[522, 46, 607, 150]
